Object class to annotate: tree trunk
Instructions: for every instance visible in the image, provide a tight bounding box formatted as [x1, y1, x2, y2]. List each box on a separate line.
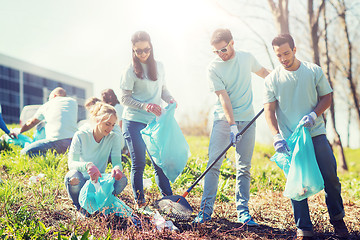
[267, 0, 290, 34]
[337, 1, 360, 127]
[323, 1, 348, 171]
[307, 0, 325, 66]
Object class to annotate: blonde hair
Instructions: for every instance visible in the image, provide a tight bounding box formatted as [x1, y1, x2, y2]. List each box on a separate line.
[89, 102, 117, 123]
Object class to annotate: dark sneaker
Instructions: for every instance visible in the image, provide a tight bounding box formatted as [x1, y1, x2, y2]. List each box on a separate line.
[131, 215, 142, 228]
[330, 219, 349, 238]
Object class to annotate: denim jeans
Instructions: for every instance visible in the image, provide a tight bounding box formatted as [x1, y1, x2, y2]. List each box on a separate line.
[123, 120, 172, 204]
[21, 138, 72, 157]
[200, 120, 256, 217]
[64, 170, 128, 210]
[291, 134, 345, 236]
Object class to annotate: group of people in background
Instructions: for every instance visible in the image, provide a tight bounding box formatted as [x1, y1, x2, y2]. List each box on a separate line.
[0, 29, 348, 239]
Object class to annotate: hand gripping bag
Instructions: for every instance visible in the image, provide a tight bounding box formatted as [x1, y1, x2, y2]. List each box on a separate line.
[141, 103, 191, 183]
[4, 134, 33, 148]
[79, 174, 132, 217]
[270, 124, 324, 201]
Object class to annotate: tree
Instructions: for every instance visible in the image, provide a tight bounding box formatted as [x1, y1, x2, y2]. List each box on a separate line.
[330, 0, 360, 127]
[267, 0, 290, 34]
[323, 1, 348, 171]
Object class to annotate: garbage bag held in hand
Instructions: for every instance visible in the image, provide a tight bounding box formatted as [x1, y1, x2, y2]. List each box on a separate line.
[5, 134, 33, 148]
[270, 124, 324, 201]
[141, 103, 191, 183]
[79, 174, 132, 217]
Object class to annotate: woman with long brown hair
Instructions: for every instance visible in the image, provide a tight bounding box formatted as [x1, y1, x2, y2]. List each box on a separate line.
[120, 31, 176, 208]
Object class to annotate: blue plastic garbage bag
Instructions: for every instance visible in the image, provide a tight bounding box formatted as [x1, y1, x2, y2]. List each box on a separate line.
[33, 122, 46, 142]
[79, 174, 133, 217]
[4, 134, 33, 148]
[270, 124, 324, 201]
[141, 103, 191, 183]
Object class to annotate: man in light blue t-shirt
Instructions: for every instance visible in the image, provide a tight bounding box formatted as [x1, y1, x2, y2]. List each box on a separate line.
[193, 28, 269, 226]
[19, 87, 78, 157]
[264, 34, 348, 239]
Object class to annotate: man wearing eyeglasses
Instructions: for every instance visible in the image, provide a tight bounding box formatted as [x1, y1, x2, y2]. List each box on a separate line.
[193, 28, 269, 226]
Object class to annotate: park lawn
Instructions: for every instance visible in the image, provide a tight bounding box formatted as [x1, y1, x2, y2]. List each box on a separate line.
[0, 133, 359, 239]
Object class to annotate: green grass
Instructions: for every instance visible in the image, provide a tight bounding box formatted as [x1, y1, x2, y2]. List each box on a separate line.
[0, 129, 359, 239]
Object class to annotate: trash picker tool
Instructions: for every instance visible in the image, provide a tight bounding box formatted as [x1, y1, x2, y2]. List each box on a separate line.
[154, 108, 264, 220]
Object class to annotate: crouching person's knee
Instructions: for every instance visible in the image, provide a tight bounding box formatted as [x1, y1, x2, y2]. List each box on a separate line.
[114, 174, 128, 195]
[64, 170, 85, 189]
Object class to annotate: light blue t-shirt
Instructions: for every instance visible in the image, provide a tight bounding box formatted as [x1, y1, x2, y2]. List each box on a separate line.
[208, 51, 262, 121]
[34, 97, 78, 140]
[68, 128, 123, 177]
[120, 61, 165, 124]
[264, 61, 333, 139]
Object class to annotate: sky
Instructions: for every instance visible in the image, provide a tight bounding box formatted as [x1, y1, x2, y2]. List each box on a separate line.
[0, 0, 358, 148]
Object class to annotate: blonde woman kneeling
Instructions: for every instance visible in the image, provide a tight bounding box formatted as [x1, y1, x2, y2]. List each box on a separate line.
[64, 102, 127, 213]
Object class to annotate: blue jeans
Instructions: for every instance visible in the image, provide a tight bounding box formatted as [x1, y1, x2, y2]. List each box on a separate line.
[123, 120, 172, 204]
[200, 120, 256, 217]
[21, 138, 72, 157]
[64, 170, 128, 210]
[291, 134, 345, 236]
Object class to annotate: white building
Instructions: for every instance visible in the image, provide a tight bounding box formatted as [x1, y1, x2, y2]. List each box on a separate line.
[0, 53, 93, 123]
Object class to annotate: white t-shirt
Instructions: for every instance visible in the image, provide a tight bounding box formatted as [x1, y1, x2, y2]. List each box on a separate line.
[264, 61, 333, 139]
[34, 97, 78, 140]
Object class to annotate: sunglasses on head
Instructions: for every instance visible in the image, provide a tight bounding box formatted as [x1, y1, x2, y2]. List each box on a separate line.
[134, 47, 151, 55]
[213, 41, 231, 54]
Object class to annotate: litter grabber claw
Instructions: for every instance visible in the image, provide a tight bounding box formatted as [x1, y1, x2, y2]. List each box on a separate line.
[154, 108, 264, 220]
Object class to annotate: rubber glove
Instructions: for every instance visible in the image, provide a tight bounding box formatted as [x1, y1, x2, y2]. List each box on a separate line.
[169, 99, 177, 108]
[146, 103, 162, 116]
[273, 133, 291, 156]
[111, 167, 124, 181]
[86, 162, 102, 183]
[300, 111, 317, 128]
[230, 124, 242, 146]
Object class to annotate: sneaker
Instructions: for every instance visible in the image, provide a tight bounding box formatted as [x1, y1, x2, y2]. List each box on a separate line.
[76, 208, 89, 220]
[294, 236, 314, 240]
[131, 215, 142, 228]
[330, 219, 349, 238]
[192, 211, 211, 224]
[237, 212, 259, 227]
[138, 205, 155, 216]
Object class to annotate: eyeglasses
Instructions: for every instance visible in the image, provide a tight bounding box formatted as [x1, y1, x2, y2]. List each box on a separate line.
[213, 42, 231, 54]
[133, 47, 151, 55]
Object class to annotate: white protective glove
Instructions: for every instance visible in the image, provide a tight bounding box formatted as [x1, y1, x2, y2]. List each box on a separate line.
[300, 111, 317, 128]
[230, 124, 242, 146]
[273, 133, 291, 156]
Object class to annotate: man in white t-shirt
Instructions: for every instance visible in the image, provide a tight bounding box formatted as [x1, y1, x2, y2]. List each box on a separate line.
[264, 34, 348, 239]
[19, 87, 78, 157]
[193, 28, 269, 226]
